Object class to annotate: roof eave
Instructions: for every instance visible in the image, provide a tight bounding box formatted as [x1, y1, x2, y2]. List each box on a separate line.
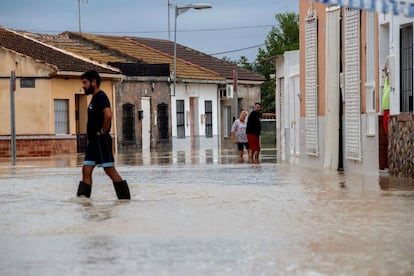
[227, 79, 265, 85]
[54, 71, 124, 80]
[178, 78, 226, 84]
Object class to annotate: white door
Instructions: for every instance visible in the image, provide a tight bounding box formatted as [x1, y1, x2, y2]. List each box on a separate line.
[141, 97, 151, 151]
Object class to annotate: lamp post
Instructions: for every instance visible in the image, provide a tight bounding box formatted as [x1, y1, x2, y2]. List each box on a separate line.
[173, 3, 212, 96]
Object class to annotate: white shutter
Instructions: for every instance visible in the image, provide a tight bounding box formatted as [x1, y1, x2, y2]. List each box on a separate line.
[324, 6, 341, 169]
[344, 8, 362, 161]
[305, 7, 319, 156]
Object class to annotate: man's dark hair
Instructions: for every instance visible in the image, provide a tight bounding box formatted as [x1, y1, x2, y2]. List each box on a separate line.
[255, 102, 262, 106]
[81, 70, 101, 87]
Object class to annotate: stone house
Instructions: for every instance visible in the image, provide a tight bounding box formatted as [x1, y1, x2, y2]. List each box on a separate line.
[0, 26, 121, 157]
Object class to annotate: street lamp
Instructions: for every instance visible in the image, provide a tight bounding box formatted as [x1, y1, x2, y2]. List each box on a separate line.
[173, 3, 212, 96]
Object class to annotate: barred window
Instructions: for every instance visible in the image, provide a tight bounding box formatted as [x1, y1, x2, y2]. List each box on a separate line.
[400, 24, 413, 112]
[54, 99, 69, 134]
[205, 100, 213, 138]
[176, 100, 185, 139]
[122, 103, 135, 142]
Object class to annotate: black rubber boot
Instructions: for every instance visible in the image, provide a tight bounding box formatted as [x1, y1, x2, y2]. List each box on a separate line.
[113, 180, 131, 200]
[77, 181, 92, 198]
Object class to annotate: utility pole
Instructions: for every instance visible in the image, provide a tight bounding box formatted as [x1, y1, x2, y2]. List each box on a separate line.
[78, 0, 88, 33]
[10, 71, 16, 166]
[233, 69, 238, 120]
[168, 0, 172, 40]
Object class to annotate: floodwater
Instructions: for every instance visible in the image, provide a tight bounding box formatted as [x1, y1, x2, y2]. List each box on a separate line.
[0, 149, 413, 275]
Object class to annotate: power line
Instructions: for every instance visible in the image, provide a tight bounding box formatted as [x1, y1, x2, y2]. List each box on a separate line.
[171, 25, 274, 33]
[20, 24, 275, 35]
[209, 44, 266, 56]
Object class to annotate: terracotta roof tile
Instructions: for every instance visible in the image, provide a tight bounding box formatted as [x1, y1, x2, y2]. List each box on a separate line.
[0, 27, 119, 75]
[67, 32, 223, 81]
[21, 31, 136, 65]
[129, 37, 265, 82]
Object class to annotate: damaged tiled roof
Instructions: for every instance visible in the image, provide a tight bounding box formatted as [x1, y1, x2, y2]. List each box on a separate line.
[0, 27, 119, 75]
[128, 37, 265, 82]
[66, 32, 223, 81]
[21, 31, 137, 65]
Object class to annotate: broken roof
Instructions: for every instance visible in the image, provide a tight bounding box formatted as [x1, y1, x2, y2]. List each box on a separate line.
[66, 32, 223, 81]
[0, 26, 119, 76]
[128, 37, 265, 82]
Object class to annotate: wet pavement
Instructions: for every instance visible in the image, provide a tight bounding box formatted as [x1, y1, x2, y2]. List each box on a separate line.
[1, 149, 414, 275]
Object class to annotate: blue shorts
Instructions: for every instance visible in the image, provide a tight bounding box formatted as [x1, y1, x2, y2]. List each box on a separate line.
[83, 134, 115, 167]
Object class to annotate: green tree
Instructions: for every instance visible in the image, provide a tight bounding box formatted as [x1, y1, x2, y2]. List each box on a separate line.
[254, 12, 299, 113]
[221, 12, 298, 113]
[222, 56, 253, 71]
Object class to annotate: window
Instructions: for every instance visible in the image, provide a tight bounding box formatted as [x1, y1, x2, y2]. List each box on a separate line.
[400, 24, 413, 112]
[205, 101, 213, 138]
[223, 106, 232, 138]
[20, 78, 35, 88]
[158, 103, 169, 140]
[54, 99, 69, 134]
[176, 100, 185, 138]
[122, 103, 135, 142]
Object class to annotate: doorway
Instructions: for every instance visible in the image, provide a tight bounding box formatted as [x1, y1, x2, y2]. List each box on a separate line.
[141, 97, 151, 151]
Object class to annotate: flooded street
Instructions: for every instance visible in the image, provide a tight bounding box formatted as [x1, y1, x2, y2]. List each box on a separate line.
[1, 149, 413, 275]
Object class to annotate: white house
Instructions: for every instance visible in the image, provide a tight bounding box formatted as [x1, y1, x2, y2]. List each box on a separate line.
[276, 50, 300, 162]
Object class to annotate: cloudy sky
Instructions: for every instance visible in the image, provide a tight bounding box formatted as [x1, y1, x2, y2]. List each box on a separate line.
[0, 0, 298, 62]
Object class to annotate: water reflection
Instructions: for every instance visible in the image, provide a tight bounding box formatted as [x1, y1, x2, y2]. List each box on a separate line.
[76, 199, 115, 222]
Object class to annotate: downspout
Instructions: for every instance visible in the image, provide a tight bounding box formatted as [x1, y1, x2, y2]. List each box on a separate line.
[217, 85, 221, 148]
[338, 9, 344, 171]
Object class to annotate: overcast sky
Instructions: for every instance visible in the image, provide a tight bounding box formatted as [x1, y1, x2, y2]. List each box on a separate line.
[0, 0, 298, 62]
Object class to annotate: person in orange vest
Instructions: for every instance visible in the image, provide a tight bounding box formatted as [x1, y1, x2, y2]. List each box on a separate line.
[382, 65, 390, 136]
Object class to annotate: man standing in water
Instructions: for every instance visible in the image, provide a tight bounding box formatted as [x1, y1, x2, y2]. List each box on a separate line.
[76, 70, 130, 199]
[246, 102, 262, 163]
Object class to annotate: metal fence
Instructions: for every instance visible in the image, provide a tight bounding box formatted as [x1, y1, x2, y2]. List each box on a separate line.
[261, 119, 276, 148]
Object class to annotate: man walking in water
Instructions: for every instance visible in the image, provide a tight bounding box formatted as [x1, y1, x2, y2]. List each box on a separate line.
[76, 70, 130, 199]
[246, 102, 262, 163]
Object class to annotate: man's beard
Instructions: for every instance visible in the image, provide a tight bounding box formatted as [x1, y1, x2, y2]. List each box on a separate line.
[83, 86, 94, 95]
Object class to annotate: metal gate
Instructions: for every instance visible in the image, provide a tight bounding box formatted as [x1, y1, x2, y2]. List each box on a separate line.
[158, 103, 169, 140]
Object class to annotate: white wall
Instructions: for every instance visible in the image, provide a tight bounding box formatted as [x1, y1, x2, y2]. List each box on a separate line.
[276, 50, 300, 162]
[171, 82, 219, 150]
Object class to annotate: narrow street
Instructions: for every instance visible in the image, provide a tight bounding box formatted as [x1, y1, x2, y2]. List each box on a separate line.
[0, 149, 413, 275]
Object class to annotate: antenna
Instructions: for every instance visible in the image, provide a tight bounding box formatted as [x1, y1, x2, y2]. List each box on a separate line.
[78, 0, 88, 33]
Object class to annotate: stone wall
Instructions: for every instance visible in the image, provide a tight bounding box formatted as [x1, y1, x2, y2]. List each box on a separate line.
[115, 77, 172, 152]
[0, 136, 77, 157]
[388, 114, 414, 178]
